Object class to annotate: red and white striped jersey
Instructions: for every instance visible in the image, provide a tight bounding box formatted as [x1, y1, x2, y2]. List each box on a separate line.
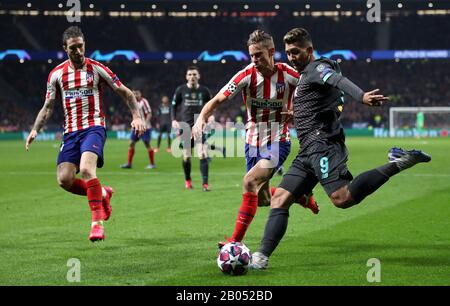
[138, 97, 152, 128]
[45, 58, 122, 134]
[221, 62, 299, 147]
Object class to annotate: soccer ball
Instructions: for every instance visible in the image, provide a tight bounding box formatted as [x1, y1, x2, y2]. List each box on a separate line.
[217, 242, 251, 276]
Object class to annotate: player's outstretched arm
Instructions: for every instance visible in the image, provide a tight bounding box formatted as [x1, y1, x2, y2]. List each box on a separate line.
[320, 67, 388, 106]
[26, 97, 55, 151]
[192, 92, 228, 140]
[115, 85, 146, 137]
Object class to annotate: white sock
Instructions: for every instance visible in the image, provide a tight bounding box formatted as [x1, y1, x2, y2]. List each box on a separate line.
[91, 221, 104, 227]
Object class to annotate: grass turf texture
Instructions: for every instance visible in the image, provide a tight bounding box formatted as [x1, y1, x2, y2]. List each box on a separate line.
[0, 137, 449, 285]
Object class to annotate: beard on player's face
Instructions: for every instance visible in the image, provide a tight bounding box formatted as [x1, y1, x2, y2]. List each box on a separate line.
[291, 51, 311, 72]
[70, 53, 84, 65]
[65, 37, 85, 66]
[285, 43, 312, 72]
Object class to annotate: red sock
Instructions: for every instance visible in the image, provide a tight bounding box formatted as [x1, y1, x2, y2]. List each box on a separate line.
[86, 178, 104, 222]
[128, 148, 135, 166]
[230, 192, 258, 242]
[270, 187, 276, 196]
[69, 179, 87, 196]
[148, 149, 155, 165]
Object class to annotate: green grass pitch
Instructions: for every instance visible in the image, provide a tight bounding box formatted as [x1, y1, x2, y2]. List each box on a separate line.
[0, 137, 449, 285]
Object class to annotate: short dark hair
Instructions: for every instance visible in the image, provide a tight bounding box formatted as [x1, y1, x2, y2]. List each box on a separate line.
[283, 28, 313, 48]
[62, 26, 84, 46]
[186, 65, 199, 73]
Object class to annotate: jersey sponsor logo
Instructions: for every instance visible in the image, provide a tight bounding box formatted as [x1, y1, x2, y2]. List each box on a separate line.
[184, 99, 203, 106]
[64, 88, 94, 99]
[276, 82, 285, 94]
[249, 98, 283, 109]
[160, 106, 170, 114]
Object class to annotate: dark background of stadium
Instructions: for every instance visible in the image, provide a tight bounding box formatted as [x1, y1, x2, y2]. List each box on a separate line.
[0, 0, 449, 132]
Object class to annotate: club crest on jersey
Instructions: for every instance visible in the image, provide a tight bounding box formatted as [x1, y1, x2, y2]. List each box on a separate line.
[316, 64, 326, 72]
[85, 72, 94, 83]
[276, 82, 285, 94]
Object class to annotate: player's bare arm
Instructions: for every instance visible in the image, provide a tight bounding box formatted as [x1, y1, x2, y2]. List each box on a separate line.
[116, 85, 146, 137]
[192, 92, 228, 140]
[26, 97, 56, 151]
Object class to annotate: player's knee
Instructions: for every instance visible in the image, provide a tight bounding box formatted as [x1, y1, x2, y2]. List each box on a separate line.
[57, 174, 74, 190]
[270, 192, 289, 209]
[79, 167, 95, 180]
[330, 190, 353, 209]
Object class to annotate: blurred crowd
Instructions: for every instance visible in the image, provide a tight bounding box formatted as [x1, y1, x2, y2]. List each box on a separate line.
[1, 59, 449, 132]
[1, 13, 449, 132]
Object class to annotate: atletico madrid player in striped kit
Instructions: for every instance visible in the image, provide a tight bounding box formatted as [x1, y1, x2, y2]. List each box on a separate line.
[193, 30, 319, 248]
[25, 26, 146, 242]
[120, 89, 156, 169]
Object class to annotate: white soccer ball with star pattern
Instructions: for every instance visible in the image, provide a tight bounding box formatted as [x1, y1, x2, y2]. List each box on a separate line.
[217, 242, 251, 276]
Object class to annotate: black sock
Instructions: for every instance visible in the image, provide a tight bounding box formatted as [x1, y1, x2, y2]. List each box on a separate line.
[376, 162, 400, 177]
[182, 159, 191, 181]
[157, 135, 162, 148]
[167, 134, 171, 147]
[259, 208, 289, 257]
[200, 158, 209, 184]
[348, 167, 392, 204]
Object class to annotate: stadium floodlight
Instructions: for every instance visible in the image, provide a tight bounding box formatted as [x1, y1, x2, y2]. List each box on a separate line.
[389, 107, 450, 137]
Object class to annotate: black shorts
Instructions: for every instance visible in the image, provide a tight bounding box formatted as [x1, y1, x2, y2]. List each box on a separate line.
[159, 123, 171, 133]
[279, 139, 353, 198]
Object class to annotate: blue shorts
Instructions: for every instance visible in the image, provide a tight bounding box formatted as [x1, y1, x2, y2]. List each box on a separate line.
[57, 126, 107, 168]
[130, 128, 152, 143]
[245, 141, 291, 174]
